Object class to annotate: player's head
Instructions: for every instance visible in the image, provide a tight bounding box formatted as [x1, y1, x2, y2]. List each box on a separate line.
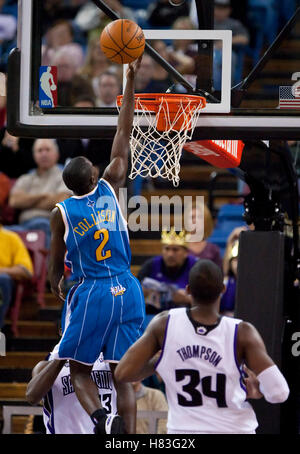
[62, 156, 98, 195]
[188, 259, 224, 305]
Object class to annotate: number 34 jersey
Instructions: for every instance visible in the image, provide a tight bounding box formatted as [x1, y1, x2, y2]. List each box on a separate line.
[155, 308, 258, 434]
[57, 178, 131, 280]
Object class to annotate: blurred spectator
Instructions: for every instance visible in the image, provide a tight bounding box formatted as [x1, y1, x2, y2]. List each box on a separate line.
[247, 0, 295, 52]
[213, 0, 249, 88]
[42, 0, 87, 34]
[147, 0, 190, 28]
[0, 214, 33, 329]
[222, 225, 248, 276]
[0, 171, 10, 207]
[0, 0, 17, 71]
[137, 228, 197, 323]
[171, 16, 197, 59]
[75, 0, 135, 40]
[46, 44, 88, 105]
[7, 139, 72, 248]
[185, 200, 223, 269]
[135, 54, 155, 92]
[67, 73, 95, 107]
[48, 44, 84, 82]
[95, 71, 121, 107]
[220, 239, 239, 316]
[80, 36, 120, 84]
[42, 19, 84, 67]
[0, 0, 17, 18]
[214, 0, 249, 46]
[149, 39, 195, 92]
[135, 54, 171, 93]
[0, 129, 35, 178]
[56, 97, 112, 175]
[132, 380, 168, 434]
[169, 17, 198, 89]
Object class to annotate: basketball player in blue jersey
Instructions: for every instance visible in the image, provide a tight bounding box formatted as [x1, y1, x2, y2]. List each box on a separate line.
[48, 58, 145, 434]
[115, 259, 290, 434]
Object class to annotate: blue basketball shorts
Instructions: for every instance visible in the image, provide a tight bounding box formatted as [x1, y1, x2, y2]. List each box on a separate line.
[51, 270, 145, 364]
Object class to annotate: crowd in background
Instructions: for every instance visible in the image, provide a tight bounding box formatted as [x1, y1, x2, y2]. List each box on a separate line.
[0, 0, 298, 177]
[0, 0, 298, 317]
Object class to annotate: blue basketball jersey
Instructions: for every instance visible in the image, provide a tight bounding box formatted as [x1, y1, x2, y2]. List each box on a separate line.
[57, 178, 131, 280]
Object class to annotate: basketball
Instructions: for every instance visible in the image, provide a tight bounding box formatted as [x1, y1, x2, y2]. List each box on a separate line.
[100, 19, 145, 64]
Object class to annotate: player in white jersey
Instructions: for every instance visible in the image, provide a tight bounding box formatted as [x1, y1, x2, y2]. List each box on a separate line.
[115, 259, 290, 434]
[26, 353, 118, 434]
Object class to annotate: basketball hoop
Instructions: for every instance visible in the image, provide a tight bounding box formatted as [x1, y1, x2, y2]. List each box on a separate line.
[117, 93, 206, 187]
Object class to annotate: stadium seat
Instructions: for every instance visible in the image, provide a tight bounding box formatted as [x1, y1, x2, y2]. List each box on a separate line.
[216, 203, 245, 220]
[9, 230, 48, 337]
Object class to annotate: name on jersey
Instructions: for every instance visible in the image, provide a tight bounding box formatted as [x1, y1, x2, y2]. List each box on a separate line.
[74, 210, 116, 237]
[61, 370, 113, 396]
[176, 344, 222, 367]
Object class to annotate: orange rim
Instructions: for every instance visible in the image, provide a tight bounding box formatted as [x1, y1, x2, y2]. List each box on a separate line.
[117, 93, 206, 131]
[116, 93, 206, 112]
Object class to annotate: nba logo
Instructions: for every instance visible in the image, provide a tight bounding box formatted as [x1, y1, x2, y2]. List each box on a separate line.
[39, 66, 58, 108]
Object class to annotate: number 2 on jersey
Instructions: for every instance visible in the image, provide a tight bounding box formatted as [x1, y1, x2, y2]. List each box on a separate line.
[94, 229, 111, 261]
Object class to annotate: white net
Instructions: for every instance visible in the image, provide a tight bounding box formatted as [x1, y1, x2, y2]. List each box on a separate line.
[128, 95, 204, 187]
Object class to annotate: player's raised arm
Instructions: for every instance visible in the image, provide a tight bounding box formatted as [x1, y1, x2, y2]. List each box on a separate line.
[102, 57, 141, 193]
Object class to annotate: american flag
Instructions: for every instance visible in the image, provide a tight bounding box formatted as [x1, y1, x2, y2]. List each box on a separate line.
[278, 86, 300, 109]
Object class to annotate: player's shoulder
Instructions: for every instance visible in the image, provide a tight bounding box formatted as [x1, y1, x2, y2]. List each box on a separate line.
[147, 310, 170, 333]
[236, 320, 261, 344]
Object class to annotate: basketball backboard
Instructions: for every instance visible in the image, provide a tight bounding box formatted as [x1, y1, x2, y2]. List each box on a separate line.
[6, 0, 300, 140]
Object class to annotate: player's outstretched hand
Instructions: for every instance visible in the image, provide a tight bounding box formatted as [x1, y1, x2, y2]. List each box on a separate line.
[126, 56, 142, 80]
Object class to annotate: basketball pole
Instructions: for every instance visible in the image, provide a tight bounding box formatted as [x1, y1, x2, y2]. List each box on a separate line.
[194, 0, 214, 94]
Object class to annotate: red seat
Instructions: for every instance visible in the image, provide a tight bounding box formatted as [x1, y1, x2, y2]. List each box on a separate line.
[9, 230, 48, 337]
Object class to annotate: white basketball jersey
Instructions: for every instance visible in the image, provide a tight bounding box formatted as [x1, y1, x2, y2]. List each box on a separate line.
[43, 354, 117, 434]
[155, 308, 258, 434]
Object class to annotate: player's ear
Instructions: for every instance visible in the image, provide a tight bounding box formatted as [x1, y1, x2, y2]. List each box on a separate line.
[91, 165, 99, 183]
[186, 284, 191, 295]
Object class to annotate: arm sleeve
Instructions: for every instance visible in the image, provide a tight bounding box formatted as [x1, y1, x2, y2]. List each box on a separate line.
[257, 365, 290, 404]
